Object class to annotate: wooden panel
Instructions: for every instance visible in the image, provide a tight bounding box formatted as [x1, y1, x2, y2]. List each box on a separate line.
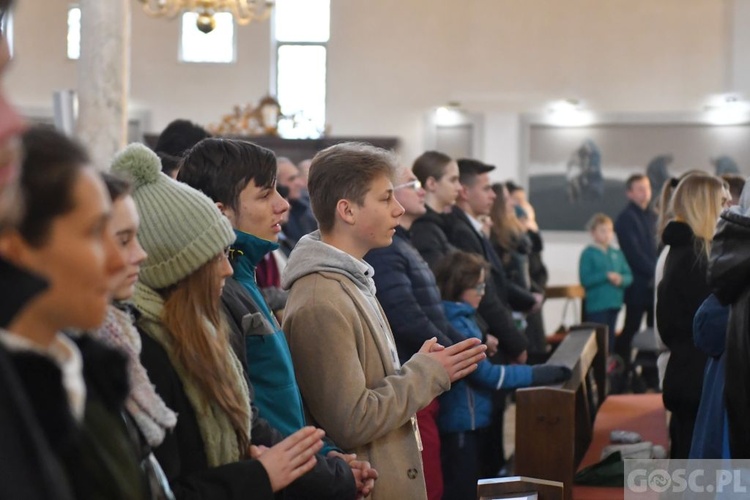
[515, 387, 576, 500]
[545, 285, 585, 299]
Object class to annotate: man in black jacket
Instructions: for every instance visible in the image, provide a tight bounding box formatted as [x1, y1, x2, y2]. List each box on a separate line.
[442, 158, 538, 478]
[445, 159, 538, 362]
[614, 174, 657, 384]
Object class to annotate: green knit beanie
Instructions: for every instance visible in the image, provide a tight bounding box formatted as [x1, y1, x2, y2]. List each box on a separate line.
[111, 143, 235, 290]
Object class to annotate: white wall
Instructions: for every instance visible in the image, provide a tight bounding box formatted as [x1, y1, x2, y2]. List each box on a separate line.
[5, 0, 731, 334]
[8, 0, 728, 162]
[7, 1, 271, 135]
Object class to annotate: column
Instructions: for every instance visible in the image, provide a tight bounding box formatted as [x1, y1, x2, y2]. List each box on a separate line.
[76, 0, 130, 171]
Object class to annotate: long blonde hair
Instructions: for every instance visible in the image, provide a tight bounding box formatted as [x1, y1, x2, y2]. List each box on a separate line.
[490, 183, 526, 257]
[670, 173, 727, 260]
[161, 258, 250, 452]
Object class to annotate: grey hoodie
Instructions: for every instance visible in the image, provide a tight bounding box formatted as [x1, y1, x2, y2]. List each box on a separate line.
[282, 230, 401, 370]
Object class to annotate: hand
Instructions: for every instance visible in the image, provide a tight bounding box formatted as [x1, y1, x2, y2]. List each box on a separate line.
[531, 364, 572, 386]
[528, 292, 544, 314]
[420, 337, 487, 383]
[485, 334, 499, 357]
[607, 272, 622, 286]
[253, 426, 324, 492]
[512, 350, 528, 365]
[327, 451, 379, 499]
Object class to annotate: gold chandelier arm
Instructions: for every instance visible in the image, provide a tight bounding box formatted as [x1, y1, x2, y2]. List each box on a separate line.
[231, 0, 273, 25]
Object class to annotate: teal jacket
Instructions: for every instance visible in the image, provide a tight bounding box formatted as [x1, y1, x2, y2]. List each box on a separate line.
[230, 230, 307, 440]
[579, 244, 633, 313]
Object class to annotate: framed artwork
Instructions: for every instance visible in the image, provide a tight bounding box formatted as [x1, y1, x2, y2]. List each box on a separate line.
[521, 114, 750, 230]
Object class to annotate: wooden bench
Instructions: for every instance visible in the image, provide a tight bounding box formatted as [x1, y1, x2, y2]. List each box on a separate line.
[512, 324, 668, 500]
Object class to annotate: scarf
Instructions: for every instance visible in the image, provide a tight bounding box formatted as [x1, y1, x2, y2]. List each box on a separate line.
[93, 305, 177, 447]
[133, 282, 251, 467]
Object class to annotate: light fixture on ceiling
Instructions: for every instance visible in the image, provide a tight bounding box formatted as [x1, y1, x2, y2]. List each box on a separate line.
[547, 98, 594, 127]
[704, 93, 750, 126]
[138, 0, 274, 33]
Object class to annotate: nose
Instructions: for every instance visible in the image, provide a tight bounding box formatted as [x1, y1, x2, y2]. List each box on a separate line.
[274, 189, 290, 214]
[393, 198, 405, 217]
[219, 252, 234, 279]
[134, 239, 148, 266]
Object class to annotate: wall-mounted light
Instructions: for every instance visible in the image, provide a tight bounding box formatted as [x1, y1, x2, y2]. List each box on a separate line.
[704, 93, 750, 126]
[546, 99, 594, 127]
[434, 102, 466, 127]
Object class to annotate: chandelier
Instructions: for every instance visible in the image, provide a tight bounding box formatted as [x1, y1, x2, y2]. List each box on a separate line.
[138, 0, 274, 33]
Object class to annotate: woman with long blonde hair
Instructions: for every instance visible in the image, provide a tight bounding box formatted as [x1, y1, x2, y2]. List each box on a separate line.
[657, 172, 729, 458]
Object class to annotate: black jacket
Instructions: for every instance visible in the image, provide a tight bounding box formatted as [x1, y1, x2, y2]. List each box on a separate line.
[0, 258, 73, 500]
[656, 221, 709, 415]
[443, 207, 529, 357]
[709, 210, 750, 457]
[615, 202, 657, 306]
[10, 334, 148, 500]
[365, 226, 465, 363]
[410, 206, 455, 270]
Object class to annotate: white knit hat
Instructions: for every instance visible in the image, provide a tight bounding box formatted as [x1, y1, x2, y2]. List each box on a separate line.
[111, 143, 235, 289]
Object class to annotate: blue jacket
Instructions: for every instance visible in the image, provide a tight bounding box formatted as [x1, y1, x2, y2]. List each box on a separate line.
[690, 294, 730, 459]
[437, 301, 532, 433]
[614, 202, 657, 306]
[230, 230, 306, 440]
[579, 244, 633, 313]
[365, 226, 464, 363]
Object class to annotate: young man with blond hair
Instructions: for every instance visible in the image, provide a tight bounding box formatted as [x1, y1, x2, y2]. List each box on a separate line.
[282, 143, 487, 500]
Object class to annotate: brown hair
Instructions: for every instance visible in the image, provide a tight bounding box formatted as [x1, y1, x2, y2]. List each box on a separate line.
[490, 183, 526, 256]
[625, 174, 648, 191]
[412, 151, 453, 185]
[161, 258, 250, 452]
[585, 213, 613, 232]
[434, 251, 488, 302]
[308, 142, 398, 233]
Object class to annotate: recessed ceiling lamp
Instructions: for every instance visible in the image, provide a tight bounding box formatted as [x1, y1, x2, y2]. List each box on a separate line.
[704, 93, 750, 126]
[547, 98, 593, 127]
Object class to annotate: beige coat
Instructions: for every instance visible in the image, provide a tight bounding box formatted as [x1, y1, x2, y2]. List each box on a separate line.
[283, 270, 451, 500]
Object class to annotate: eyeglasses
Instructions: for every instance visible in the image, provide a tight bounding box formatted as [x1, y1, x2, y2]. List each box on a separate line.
[394, 179, 422, 191]
[473, 282, 486, 294]
[215, 246, 232, 262]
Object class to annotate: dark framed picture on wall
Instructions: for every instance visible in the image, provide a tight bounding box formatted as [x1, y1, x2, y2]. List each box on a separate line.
[521, 114, 750, 231]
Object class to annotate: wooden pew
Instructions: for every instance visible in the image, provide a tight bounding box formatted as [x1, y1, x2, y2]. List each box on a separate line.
[514, 325, 608, 500]
[513, 323, 669, 500]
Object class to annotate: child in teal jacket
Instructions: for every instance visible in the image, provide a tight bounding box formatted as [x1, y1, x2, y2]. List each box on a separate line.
[579, 213, 633, 353]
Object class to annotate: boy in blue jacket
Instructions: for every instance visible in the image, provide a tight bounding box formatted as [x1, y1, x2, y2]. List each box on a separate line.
[433, 251, 571, 500]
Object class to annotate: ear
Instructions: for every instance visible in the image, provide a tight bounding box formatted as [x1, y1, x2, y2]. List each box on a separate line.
[217, 202, 237, 226]
[457, 184, 470, 203]
[0, 230, 33, 267]
[425, 176, 438, 192]
[335, 199, 356, 226]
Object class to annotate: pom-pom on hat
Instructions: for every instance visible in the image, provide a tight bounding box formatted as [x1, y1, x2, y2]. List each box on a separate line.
[111, 143, 235, 289]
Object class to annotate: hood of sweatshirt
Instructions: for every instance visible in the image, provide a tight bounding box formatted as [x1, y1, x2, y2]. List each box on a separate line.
[281, 230, 377, 297]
